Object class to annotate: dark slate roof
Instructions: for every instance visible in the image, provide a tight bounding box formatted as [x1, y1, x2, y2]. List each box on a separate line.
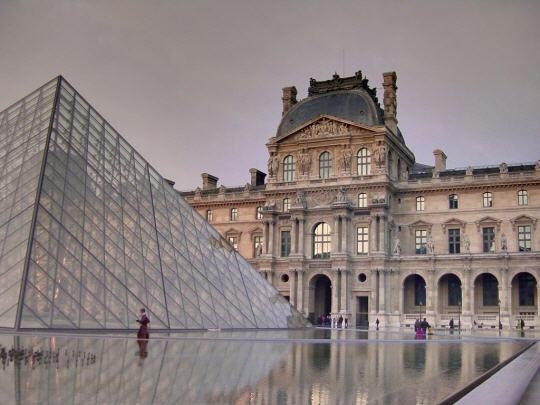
[276, 90, 385, 138]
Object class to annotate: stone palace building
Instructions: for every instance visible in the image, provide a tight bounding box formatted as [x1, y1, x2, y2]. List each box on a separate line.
[182, 70, 540, 330]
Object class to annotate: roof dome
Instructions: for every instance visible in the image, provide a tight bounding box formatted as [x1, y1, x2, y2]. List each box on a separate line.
[276, 89, 384, 138]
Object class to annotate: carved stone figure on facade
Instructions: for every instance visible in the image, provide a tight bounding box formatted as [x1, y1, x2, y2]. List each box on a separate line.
[501, 233, 508, 252]
[392, 237, 401, 256]
[267, 154, 279, 177]
[466, 166, 473, 176]
[264, 199, 277, 210]
[336, 187, 347, 203]
[535, 160, 540, 171]
[256, 243, 263, 257]
[339, 147, 352, 172]
[499, 162, 508, 174]
[294, 190, 307, 208]
[375, 141, 386, 167]
[298, 149, 311, 175]
[426, 234, 434, 254]
[463, 234, 471, 253]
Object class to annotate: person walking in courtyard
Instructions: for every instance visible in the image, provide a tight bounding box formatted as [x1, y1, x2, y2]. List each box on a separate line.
[375, 318, 379, 330]
[421, 318, 430, 335]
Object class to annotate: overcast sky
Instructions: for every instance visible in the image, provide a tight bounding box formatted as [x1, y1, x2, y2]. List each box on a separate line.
[1, 0, 539, 190]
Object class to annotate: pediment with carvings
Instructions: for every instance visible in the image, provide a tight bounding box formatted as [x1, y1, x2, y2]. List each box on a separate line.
[441, 218, 467, 233]
[277, 115, 380, 144]
[408, 220, 433, 235]
[510, 215, 537, 230]
[475, 216, 502, 232]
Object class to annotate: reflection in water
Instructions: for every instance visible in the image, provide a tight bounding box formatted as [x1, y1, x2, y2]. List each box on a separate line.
[0, 332, 530, 404]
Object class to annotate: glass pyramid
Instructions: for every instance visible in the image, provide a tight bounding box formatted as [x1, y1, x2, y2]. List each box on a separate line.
[0, 76, 307, 330]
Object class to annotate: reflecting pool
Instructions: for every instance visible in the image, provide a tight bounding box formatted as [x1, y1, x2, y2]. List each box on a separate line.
[0, 329, 533, 404]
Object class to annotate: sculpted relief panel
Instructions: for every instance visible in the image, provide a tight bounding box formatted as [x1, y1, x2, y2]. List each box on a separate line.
[297, 118, 352, 140]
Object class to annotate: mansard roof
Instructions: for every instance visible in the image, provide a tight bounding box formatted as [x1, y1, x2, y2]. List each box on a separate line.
[276, 72, 389, 140]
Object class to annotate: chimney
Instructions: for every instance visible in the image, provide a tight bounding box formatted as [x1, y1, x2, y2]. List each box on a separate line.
[249, 168, 266, 187]
[282, 86, 297, 116]
[201, 173, 218, 190]
[382, 72, 398, 134]
[433, 149, 447, 172]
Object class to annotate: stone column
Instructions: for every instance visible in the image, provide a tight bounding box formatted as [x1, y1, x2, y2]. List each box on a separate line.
[268, 220, 275, 257]
[501, 268, 510, 315]
[297, 269, 305, 314]
[462, 268, 472, 314]
[263, 221, 269, 254]
[370, 269, 378, 314]
[298, 218, 305, 256]
[340, 269, 349, 314]
[291, 218, 297, 254]
[426, 270, 435, 315]
[332, 271, 340, 313]
[289, 269, 297, 308]
[342, 217, 349, 254]
[379, 215, 387, 254]
[537, 285, 540, 317]
[378, 269, 386, 313]
[333, 215, 341, 253]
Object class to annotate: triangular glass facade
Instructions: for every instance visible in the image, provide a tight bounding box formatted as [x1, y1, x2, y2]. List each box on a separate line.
[0, 77, 306, 330]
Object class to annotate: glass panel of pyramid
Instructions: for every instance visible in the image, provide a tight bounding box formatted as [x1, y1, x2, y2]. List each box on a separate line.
[0, 76, 307, 330]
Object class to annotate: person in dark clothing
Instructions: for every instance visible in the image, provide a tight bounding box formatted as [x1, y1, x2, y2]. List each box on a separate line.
[137, 308, 150, 339]
[449, 318, 454, 330]
[420, 318, 430, 334]
[375, 318, 380, 330]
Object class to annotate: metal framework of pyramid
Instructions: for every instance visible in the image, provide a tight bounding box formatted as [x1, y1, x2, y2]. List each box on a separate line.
[0, 76, 306, 330]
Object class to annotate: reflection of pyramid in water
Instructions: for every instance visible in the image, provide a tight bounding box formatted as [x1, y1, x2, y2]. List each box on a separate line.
[0, 76, 306, 330]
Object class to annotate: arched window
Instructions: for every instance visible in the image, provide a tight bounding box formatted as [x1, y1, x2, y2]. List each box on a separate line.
[483, 192, 492, 208]
[313, 222, 331, 259]
[357, 148, 371, 175]
[358, 193, 367, 208]
[518, 190, 528, 206]
[283, 155, 295, 182]
[282, 198, 290, 212]
[449, 194, 458, 209]
[319, 151, 332, 179]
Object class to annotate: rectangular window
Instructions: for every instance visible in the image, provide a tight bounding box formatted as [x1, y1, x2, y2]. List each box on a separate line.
[519, 275, 535, 306]
[483, 192, 493, 207]
[482, 227, 495, 252]
[206, 209, 213, 222]
[449, 194, 458, 209]
[415, 229, 427, 254]
[518, 225, 531, 252]
[416, 196, 425, 211]
[448, 229, 460, 254]
[280, 231, 291, 257]
[482, 276, 499, 306]
[357, 226, 369, 255]
[256, 206, 263, 220]
[253, 235, 263, 257]
[230, 208, 238, 221]
[518, 190, 528, 206]
[228, 236, 238, 251]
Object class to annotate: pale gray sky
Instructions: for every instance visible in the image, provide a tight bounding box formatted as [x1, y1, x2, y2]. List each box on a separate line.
[1, 0, 539, 190]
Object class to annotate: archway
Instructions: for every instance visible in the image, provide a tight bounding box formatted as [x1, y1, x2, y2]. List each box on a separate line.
[511, 272, 537, 316]
[437, 274, 462, 315]
[309, 274, 332, 325]
[403, 274, 426, 315]
[473, 273, 499, 315]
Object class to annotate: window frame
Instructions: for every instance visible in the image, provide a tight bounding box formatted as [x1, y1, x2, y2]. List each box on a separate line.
[282, 197, 290, 213]
[482, 227, 495, 252]
[280, 230, 291, 257]
[283, 155, 295, 182]
[415, 229, 427, 254]
[518, 225, 532, 252]
[255, 206, 263, 220]
[357, 148, 371, 176]
[319, 151, 332, 179]
[253, 235, 263, 257]
[206, 209, 213, 222]
[313, 222, 331, 259]
[449, 194, 458, 209]
[358, 193, 367, 208]
[518, 189, 528, 206]
[230, 207, 238, 221]
[416, 196, 425, 212]
[483, 192, 493, 208]
[448, 228, 461, 254]
[356, 226, 369, 255]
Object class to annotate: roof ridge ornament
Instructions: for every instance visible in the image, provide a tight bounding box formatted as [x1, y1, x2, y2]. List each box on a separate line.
[307, 70, 378, 104]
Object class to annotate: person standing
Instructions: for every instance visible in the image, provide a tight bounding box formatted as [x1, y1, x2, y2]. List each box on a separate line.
[137, 308, 150, 339]
[375, 318, 380, 330]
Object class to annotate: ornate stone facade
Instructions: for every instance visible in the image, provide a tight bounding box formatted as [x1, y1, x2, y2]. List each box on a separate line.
[182, 71, 540, 330]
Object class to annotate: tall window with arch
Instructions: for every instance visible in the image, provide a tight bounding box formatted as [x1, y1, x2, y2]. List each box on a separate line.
[358, 193, 367, 208]
[518, 189, 528, 206]
[283, 155, 295, 182]
[313, 222, 331, 259]
[482, 191, 492, 207]
[357, 148, 371, 175]
[319, 151, 332, 179]
[282, 197, 290, 212]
